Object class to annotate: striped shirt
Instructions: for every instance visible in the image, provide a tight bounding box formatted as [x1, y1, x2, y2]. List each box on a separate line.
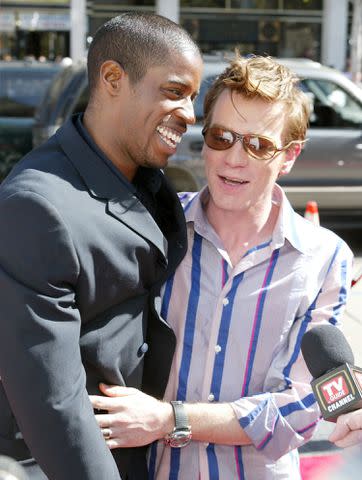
[149, 185, 353, 480]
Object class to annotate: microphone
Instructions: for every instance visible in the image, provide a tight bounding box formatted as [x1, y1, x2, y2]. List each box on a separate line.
[0, 456, 28, 480]
[301, 325, 362, 422]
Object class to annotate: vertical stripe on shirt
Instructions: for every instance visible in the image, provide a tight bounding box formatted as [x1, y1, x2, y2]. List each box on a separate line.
[148, 441, 158, 480]
[222, 258, 229, 287]
[234, 446, 245, 480]
[282, 296, 317, 388]
[170, 232, 203, 480]
[206, 443, 219, 480]
[210, 272, 244, 401]
[161, 275, 175, 320]
[242, 248, 280, 397]
[177, 232, 203, 401]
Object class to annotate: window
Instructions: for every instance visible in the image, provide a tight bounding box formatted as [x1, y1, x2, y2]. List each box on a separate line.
[301, 78, 362, 128]
[230, 1, 278, 8]
[182, 0, 225, 6]
[284, 0, 322, 9]
[0, 69, 58, 117]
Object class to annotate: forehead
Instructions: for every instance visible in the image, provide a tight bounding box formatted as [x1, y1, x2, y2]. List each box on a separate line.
[146, 48, 203, 89]
[211, 89, 286, 137]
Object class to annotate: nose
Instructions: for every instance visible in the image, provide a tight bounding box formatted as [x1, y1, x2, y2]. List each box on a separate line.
[176, 97, 196, 125]
[224, 141, 249, 168]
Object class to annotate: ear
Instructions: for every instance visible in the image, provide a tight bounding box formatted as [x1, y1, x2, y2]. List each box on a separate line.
[279, 143, 302, 177]
[99, 61, 125, 96]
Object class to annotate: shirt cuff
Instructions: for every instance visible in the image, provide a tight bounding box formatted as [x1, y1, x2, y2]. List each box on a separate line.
[230, 393, 311, 461]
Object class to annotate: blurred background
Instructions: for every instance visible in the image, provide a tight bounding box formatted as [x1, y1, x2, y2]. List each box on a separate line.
[0, 1, 361, 82]
[1, 2, 362, 479]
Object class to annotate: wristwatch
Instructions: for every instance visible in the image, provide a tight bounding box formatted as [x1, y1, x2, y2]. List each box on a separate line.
[164, 400, 192, 448]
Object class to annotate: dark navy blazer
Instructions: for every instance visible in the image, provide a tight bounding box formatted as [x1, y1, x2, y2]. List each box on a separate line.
[0, 116, 187, 479]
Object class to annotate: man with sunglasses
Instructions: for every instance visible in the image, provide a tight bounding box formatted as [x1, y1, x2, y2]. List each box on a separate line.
[90, 55, 353, 479]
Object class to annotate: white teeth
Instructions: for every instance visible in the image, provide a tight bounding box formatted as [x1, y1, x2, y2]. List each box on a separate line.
[156, 126, 182, 146]
[223, 177, 246, 185]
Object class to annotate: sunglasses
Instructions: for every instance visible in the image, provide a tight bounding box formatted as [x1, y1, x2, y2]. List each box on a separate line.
[202, 126, 304, 161]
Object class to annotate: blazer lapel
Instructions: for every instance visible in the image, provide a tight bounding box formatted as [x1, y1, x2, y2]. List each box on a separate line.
[56, 117, 167, 258]
[106, 197, 168, 258]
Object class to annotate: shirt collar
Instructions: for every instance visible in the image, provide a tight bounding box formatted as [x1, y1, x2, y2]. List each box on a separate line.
[271, 184, 309, 255]
[184, 184, 309, 255]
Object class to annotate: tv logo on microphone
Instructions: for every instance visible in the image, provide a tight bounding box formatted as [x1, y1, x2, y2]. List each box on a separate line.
[312, 364, 362, 421]
[321, 375, 349, 404]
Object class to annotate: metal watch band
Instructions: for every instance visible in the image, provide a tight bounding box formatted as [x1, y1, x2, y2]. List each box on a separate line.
[171, 400, 189, 430]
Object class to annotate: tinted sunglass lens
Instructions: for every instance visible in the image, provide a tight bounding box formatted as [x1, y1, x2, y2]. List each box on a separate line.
[205, 128, 235, 150]
[244, 135, 276, 159]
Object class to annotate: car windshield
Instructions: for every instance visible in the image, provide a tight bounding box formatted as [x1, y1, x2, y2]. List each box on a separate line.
[0, 68, 60, 118]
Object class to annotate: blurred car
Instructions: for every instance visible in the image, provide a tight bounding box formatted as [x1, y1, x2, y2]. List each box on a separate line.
[32, 56, 362, 227]
[0, 60, 63, 180]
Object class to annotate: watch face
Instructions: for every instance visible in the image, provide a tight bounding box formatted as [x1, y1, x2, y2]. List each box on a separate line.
[165, 429, 192, 448]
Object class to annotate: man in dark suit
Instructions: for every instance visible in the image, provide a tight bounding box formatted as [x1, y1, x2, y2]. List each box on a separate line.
[0, 12, 203, 480]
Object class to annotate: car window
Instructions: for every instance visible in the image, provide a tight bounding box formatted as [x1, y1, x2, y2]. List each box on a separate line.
[35, 66, 75, 122]
[73, 85, 89, 114]
[301, 78, 362, 128]
[194, 75, 218, 121]
[0, 69, 58, 118]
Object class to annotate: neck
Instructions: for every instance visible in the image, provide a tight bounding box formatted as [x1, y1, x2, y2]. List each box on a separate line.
[205, 197, 278, 265]
[83, 107, 136, 181]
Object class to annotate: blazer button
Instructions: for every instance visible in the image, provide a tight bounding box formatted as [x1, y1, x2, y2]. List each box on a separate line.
[138, 342, 149, 356]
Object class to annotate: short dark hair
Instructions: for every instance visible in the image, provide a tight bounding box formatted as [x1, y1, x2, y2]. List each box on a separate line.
[87, 12, 201, 92]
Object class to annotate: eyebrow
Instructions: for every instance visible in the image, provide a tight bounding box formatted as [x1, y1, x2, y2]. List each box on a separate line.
[165, 79, 200, 96]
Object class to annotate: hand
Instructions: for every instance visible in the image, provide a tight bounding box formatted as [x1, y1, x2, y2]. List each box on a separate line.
[89, 384, 173, 449]
[329, 410, 362, 448]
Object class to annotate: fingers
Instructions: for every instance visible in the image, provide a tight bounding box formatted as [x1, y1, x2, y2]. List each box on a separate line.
[94, 413, 115, 428]
[344, 409, 362, 431]
[334, 429, 362, 448]
[329, 411, 362, 446]
[329, 416, 350, 443]
[105, 439, 121, 450]
[99, 383, 138, 397]
[89, 394, 124, 412]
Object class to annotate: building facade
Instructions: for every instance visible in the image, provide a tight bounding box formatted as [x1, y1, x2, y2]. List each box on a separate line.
[0, 0, 351, 71]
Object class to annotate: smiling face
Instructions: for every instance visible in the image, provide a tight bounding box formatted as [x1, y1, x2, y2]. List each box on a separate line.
[111, 48, 203, 179]
[203, 89, 298, 222]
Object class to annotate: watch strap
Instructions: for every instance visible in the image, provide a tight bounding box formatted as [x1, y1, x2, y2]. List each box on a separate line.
[171, 400, 189, 430]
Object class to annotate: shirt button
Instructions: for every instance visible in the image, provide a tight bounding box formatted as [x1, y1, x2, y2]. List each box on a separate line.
[215, 345, 222, 354]
[138, 342, 149, 356]
[222, 298, 229, 306]
[208, 393, 215, 402]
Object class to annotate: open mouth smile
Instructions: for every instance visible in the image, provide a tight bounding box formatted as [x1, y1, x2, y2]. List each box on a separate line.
[220, 175, 249, 186]
[156, 125, 182, 149]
